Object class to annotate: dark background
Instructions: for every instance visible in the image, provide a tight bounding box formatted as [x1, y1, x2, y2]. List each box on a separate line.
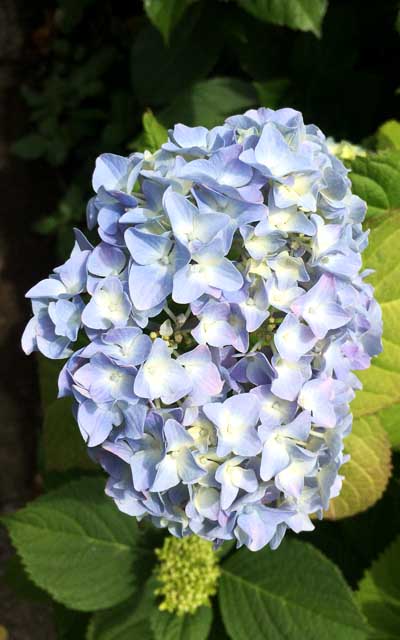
[0, 1, 399, 637]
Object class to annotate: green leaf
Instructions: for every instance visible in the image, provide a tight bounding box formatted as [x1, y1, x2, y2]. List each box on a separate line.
[219, 539, 368, 640]
[131, 6, 221, 107]
[36, 356, 95, 473]
[87, 579, 156, 640]
[142, 110, 168, 152]
[143, 0, 196, 43]
[350, 213, 400, 450]
[36, 355, 64, 411]
[377, 404, 400, 450]
[357, 536, 400, 639]
[325, 415, 392, 520]
[42, 398, 96, 472]
[376, 120, 400, 151]
[349, 151, 400, 220]
[151, 605, 213, 640]
[12, 133, 48, 159]
[215, 539, 236, 561]
[236, 0, 328, 37]
[3, 477, 139, 611]
[4, 554, 50, 603]
[4, 554, 89, 638]
[159, 77, 256, 129]
[253, 78, 290, 110]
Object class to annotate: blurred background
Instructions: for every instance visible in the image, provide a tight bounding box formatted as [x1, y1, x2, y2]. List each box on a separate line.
[0, 0, 399, 636]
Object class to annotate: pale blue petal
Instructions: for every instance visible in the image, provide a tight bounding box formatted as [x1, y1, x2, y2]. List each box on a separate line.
[274, 313, 317, 361]
[122, 403, 147, 439]
[26, 278, 66, 299]
[77, 400, 115, 447]
[172, 264, 207, 304]
[260, 438, 291, 481]
[152, 455, 180, 492]
[125, 228, 171, 265]
[164, 418, 193, 451]
[92, 153, 129, 192]
[177, 449, 205, 484]
[129, 263, 172, 310]
[87, 243, 126, 277]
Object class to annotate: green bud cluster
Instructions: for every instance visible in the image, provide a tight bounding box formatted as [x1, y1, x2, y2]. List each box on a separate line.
[154, 535, 220, 616]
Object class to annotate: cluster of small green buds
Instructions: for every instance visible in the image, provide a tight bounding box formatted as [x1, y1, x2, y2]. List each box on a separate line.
[154, 536, 221, 616]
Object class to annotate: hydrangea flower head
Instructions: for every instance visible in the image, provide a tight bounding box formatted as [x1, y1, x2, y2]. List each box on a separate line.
[22, 107, 382, 552]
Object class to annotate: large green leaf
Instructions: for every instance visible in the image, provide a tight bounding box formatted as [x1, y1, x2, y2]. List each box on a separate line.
[376, 120, 400, 152]
[151, 606, 213, 640]
[350, 151, 400, 220]
[377, 404, 400, 450]
[87, 579, 156, 640]
[87, 603, 151, 640]
[36, 356, 95, 473]
[37, 354, 63, 411]
[159, 77, 256, 129]
[3, 477, 139, 611]
[131, 6, 221, 107]
[356, 536, 400, 639]
[350, 213, 400, 451]
[219, 539, 368, 640]
[235, 0, 328, 37]
[143, 0, 197, 43]
[42, 398, 96, 472]
[253, 78, 290, 110]
[4, 554, 50, 603]
[325, 415, 392, 520]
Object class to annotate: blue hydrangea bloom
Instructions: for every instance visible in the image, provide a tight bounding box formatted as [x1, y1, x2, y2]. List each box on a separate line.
[22, 107, 382, 552]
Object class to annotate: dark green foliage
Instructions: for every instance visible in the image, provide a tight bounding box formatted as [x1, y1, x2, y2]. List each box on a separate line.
[219, 540, 368, 640]
[14, 0, 399, 257]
